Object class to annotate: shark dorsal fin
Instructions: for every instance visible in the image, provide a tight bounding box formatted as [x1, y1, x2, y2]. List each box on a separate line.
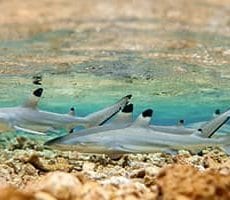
[68, 107, 76, 116]
[23, 88, 43, 109]
[112, 103, 133, 124]
[131, 109, 153, 127]
[177, 119, 185, 127]
[213, 109, 221, 117]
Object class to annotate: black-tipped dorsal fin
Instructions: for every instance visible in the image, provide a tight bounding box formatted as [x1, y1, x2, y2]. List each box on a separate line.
[213, 109, 221, 117]
[68, 107, 76, 116]
[131, 109, 153, 127]
[177, 119, 185, 126]
[23, 88, 43, 109]
[112, 103, 133, 124]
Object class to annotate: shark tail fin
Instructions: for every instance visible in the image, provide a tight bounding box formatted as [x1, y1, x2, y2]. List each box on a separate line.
[84, 94, 132, 127]
[199, 109, 230, 138]
[111, 103, 133, 125]
[23, 88, 43, 109]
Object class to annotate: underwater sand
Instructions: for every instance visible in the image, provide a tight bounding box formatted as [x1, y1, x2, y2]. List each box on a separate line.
[0, 0, 230, 199]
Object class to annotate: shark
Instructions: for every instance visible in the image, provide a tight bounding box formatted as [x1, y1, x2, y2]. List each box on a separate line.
[150, 108, 230, 137]
[71, 102, 229, 138]
[45, 108, 230, 155]
[108, 104, 230, 137]
[0, 88, 132, 135]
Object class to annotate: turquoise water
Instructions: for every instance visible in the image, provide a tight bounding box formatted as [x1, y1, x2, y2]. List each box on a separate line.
[0, 74, 229, 127]
[0, 24, 230, 143]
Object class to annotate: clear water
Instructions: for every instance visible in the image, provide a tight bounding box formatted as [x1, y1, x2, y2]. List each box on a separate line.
[0, 15, 230, 144]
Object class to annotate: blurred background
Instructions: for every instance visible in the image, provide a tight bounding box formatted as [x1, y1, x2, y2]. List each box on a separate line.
[0, 0, 230, 125]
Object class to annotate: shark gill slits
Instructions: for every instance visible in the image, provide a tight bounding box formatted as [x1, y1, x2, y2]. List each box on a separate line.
[33, 88, 43, 97]
[142, 109, 153, 117]
[122, 103, 133, 113]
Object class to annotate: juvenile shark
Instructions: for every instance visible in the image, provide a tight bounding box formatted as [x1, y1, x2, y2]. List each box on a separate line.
[186, 109, 230, 137]
[100, 104, 230, 138]
[151, 108, 230, 137]
[0, 88, 131, 135]
[45, 109, 230, 155]
[111, 104, 230, 137]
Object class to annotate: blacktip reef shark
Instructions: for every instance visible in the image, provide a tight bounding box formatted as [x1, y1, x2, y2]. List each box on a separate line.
[68, 102, 229, 138]
[0, 88, 132, 135]
[150, 108, 230, 138]
[107, 105, 230, 138]
[186, 109, 230, 137]
[45, 108, 230, 156]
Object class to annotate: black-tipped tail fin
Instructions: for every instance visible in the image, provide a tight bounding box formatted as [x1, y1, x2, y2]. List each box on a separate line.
[199, 108, 230, 138]
[83, 94, 132, 127]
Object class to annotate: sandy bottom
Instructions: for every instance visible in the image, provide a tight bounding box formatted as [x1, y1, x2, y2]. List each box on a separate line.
[0, 136, 229, 200]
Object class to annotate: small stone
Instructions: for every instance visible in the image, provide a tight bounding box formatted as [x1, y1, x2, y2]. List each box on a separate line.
[130, 169, 146, 178]
[101, 176, 131, 186]
[145, 166, 160, 177]
[35, 171, 82, 200]
[0, 186, 34, 200]
[34, 191, 57, 200]
[83, 162, 95, 171]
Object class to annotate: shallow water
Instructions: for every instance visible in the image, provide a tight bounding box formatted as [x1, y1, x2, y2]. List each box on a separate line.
[0, 0, 230, 143]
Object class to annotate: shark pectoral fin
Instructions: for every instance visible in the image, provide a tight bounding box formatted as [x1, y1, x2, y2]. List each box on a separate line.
[22, 88, 43, 109]
[46, 127, 61, 134]
[14, 125, 46, 135]
[108, 143, 139, 153]
[131, 109, 153, 127]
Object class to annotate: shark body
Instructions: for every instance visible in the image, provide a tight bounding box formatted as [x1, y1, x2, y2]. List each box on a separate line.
[46, 109, 230, 155]
[0, 88, 131, 135]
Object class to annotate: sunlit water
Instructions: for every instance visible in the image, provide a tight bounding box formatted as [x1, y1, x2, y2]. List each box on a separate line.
[0, 16, 230, 144]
